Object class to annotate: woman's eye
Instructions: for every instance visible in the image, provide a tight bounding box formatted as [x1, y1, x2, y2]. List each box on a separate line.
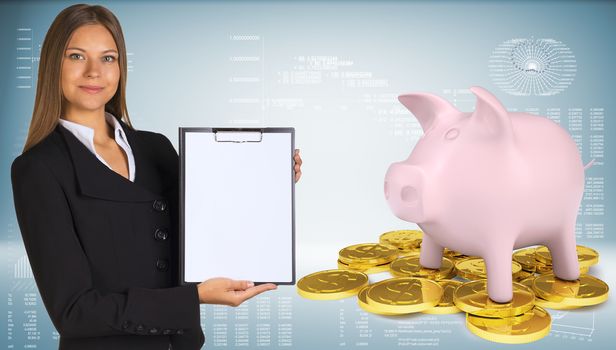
[103, 56, 116, 63]
[68, 53, 83, 60]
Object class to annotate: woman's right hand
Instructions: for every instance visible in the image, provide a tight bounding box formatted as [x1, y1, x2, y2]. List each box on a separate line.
[197, 277, 277, 306]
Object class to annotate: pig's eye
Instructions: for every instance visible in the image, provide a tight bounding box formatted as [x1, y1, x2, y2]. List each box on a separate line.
[445, 128, 459, 140]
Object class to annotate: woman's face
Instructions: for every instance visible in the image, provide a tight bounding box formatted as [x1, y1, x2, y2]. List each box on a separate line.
[61, 24, 120, 115]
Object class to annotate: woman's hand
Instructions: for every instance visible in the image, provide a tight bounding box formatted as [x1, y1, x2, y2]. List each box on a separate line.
[197, 277, 277, 306]
[294, 149, 302, 183]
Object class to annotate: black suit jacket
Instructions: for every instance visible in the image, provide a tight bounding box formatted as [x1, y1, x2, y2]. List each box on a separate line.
[11, 119, 205, 350]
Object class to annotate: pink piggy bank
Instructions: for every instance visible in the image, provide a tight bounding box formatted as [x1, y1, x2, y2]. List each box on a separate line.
[384, 86, 594, 302]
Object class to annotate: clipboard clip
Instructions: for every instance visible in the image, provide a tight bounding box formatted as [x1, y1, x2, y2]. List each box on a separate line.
[213, 128, 263, 143]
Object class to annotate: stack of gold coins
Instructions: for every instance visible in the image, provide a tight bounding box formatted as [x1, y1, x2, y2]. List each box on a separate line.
[534, 245, 597, 274]
[357, 277, 443, 315]
[512, 245, 598, 275]
[379, 229, 422, 256]
[390, 253, 456, 280]
[296, 229, 610, 345]
[512, 247, 540, 272]
[454, 280, 551, 344]
[520, 273, 609, 310]
[512, 247, 555, 274]
[455, 257, 525, 281]
[337, 243, 399, 273]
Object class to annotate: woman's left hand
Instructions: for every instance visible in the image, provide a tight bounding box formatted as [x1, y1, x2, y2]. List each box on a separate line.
[294, 149, 302, 183]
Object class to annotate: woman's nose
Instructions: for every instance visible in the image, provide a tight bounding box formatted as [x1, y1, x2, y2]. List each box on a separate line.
[84, 59, 101, 78]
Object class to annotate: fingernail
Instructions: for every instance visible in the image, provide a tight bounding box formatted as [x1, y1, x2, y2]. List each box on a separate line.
[248, 281, 254, 288]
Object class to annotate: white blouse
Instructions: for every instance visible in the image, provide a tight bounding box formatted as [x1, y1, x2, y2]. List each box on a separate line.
[58, 112, 136, 182]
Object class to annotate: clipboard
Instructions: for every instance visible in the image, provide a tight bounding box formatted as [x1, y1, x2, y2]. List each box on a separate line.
[179, 127, 295, 286]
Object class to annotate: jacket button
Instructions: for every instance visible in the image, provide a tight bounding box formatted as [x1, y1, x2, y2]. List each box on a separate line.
[176, 329, 184, 335]
[149, 327, 159, 334]
[153, 199, 168, 212]
[136, 324, 145, 333]
[156, 259, 169, 271]
[154, 228, 169, 241]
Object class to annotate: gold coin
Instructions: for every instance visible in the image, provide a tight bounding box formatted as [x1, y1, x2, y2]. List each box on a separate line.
[535, 261, 552, 274]
[450, 255, 475, 266]
[397, 244, 422, 256]
[534, 245, 599, 268]
[534, 261, 589, 275]
[444, 248, 466, 258]
[453, 280, 535, 318]
[337, 259, 391, 274]
[512, 248, 538, 272]
[379, 230, 423, 250]
[297, 269, 368, 300]
[357, 285, 398, 315]
[443, 249, 475, 266]
[519, 276, 579, 310]
[455, 257, 522, 280]
[398, 248, 422, 257]
[389, 254, 455, 280]
[338, 243, 399, 265]
[518, 276, 534, 290]
[466, 306, 551, 344]
[532, 273, 609, 307]
[423, 280, 463, 314]
[513, 270, 534, 282]
[366, 277, 442, 314]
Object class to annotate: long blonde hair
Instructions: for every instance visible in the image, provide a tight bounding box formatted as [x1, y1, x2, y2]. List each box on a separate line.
[23, 3, 133, 153]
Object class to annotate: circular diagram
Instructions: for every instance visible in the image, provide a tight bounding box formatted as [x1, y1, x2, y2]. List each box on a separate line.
[488, 38, 576, 96]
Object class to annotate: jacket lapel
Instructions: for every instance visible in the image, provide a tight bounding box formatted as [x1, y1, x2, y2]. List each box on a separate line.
[56, 121, 160, 202]
[120, 120, 173, 194]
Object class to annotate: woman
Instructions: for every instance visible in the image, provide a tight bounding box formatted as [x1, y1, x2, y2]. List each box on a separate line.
[10, 4, 302, 350]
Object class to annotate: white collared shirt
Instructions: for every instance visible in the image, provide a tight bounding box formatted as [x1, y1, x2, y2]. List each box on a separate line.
[58, 112, 136, 182]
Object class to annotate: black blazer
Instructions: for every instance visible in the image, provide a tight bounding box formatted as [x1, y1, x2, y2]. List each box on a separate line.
[11, 119, 205, 350]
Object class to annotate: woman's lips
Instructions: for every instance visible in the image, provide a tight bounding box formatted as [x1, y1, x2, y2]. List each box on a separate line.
[79, 86, 103, 94]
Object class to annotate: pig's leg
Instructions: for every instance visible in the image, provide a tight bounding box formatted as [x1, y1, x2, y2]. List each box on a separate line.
[484, 245, 514, 303]
[547, 225, 580, 281]
[419, 234, 443, 269]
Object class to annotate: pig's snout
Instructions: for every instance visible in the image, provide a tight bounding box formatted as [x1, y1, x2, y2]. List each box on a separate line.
[384, 162, 425, 223]
[384, 181, 418, 203]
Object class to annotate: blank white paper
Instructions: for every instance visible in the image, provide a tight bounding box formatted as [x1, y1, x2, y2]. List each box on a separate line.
[183, 130, 293, 283]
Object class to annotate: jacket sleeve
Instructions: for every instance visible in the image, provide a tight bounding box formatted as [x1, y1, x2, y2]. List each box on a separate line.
[10, 154, 202, 339]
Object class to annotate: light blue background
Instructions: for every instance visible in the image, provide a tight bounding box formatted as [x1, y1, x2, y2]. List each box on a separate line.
[1, 1, 614, 349]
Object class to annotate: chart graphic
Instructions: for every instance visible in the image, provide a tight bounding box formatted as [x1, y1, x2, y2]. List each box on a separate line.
[488, 38, 577, 96]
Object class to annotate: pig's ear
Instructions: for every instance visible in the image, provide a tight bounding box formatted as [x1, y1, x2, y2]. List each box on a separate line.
[398, 93, 459, 133]
[469, 86, 513, 140]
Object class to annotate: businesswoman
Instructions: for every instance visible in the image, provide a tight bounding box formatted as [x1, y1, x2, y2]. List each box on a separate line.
[10, 4, 302, 350]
